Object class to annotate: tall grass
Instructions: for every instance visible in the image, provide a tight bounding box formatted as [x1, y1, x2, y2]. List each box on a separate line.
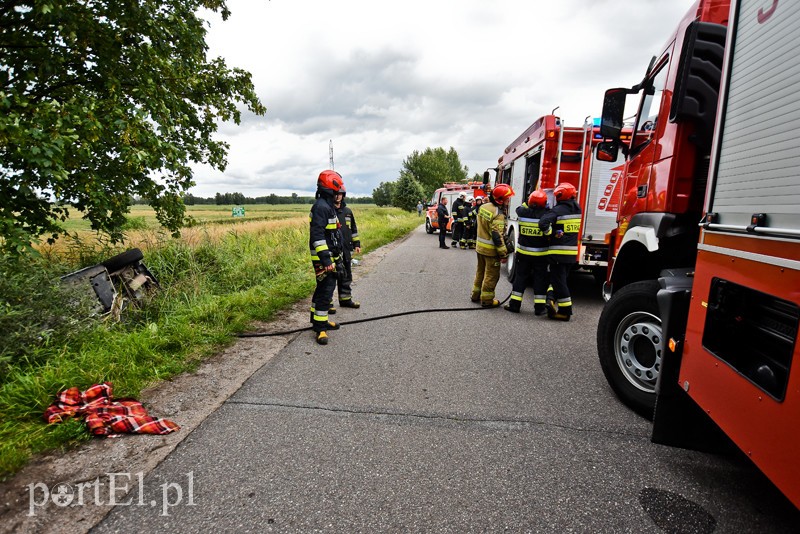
[0, 206, 420, 478]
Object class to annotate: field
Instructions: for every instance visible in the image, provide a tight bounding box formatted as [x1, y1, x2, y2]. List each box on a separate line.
[1, 204, 420, 479]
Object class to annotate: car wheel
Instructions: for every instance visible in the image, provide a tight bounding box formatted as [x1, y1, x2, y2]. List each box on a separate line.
[101, 248, 144, 273]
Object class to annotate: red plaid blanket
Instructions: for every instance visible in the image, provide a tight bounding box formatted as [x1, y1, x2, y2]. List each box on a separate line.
[44, 382, 179, 437]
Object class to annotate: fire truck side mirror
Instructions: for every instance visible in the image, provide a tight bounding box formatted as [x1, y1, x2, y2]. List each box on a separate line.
[600, 88, 630, 140]
[483, 170, 491, 184]
[596, 141, 619, 162]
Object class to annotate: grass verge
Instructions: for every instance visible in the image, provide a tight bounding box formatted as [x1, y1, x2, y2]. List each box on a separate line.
[0, 206, 421, 479]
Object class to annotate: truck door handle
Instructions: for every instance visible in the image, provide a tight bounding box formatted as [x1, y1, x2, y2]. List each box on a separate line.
[637, 185, 648, 198]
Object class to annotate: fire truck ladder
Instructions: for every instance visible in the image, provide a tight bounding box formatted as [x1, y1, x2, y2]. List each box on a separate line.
[554, 118, 591, 188]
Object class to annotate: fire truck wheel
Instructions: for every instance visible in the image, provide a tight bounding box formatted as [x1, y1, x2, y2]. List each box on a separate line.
[505, 228, 516, 282]
[425, 217, 434, 234]
[596, 280, 662, 420]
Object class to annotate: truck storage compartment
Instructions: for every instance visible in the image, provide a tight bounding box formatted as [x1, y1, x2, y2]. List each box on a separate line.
[702, 278, 798, 400]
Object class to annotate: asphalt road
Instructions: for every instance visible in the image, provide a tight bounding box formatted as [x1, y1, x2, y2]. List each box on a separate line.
[95, 225, 799, 532]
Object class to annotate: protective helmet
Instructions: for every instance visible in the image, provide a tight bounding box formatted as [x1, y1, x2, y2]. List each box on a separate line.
[491, 183, 515, 204]
[317, 170, 344, 195]
[553, 182, 577, 201]
[467, 196, 474, 202]
[459, 192, 466, 198]
[528, 189, 548, 208]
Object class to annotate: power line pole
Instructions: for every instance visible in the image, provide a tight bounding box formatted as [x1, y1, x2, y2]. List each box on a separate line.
[329, 140, 334, 170]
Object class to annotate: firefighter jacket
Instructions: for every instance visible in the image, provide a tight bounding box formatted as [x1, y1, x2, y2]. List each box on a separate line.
[452, 198, 469, 223]
[476, 202, 508, 258]
[466, 202, 478, 227]
[336, 201, 360, 252]
[309, 194, 342, 268]
[515, 203, 551, 258]
[539, 199, 581, 264]
[436, 201, 449, 227]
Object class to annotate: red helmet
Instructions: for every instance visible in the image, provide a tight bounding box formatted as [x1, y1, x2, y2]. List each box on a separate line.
[491, 183, 515, 204]
[528, 189, 547, 208]
[318, 170, 344, 195]
[553, 182, 577, 201]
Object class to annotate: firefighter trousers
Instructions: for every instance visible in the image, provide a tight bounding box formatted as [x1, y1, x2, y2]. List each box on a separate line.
[508, 255, 550, 313]
[311, 269, 337, 332]
[548, 262, 573, 316]
[452, 221, 465, 246]
[472, 254, 501, 305]
[336, 251, 353, 302]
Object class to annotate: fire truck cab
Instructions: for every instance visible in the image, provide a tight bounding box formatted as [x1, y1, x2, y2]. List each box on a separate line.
[493, 115, 625, 282]
[425, 182, 486, 235]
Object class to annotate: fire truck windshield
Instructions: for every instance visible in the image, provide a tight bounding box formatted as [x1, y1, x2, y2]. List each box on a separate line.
[631, 64, 668, 154]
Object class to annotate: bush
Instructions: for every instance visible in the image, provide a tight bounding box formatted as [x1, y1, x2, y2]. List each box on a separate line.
[0, 256, 98, 380]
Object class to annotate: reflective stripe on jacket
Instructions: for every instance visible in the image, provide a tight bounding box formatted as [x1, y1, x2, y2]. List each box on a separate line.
[515, 203, 551, 257]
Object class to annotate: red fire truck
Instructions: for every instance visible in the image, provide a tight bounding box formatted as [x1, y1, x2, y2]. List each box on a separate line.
[492, 115, 629, 282]
[424, 181, 486, 234]
[596, 0, 799, 509]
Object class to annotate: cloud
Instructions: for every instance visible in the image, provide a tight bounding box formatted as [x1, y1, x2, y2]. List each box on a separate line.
[190, 0, 698, 198]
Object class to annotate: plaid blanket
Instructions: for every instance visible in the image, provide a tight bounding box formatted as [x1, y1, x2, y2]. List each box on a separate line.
[44, 382, 179, 437]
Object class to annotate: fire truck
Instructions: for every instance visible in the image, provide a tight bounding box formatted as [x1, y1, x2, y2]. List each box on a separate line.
[596, 0, 799, 509]
[424, 181, 486, 235]
[492, 115, 628, 282]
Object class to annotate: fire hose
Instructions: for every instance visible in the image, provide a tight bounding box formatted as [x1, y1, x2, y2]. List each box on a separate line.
[236, 290, 513, 338]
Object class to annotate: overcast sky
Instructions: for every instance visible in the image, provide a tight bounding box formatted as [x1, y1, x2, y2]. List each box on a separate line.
[190, 0, 697, 199]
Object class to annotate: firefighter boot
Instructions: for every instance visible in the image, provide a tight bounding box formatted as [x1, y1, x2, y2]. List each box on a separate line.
[339, 298, 360, 309]
[316, 331, 329, 345]
[327, 320, 340, 330]
[504, 300, 520, 313]
[534, 304, 547, 316]
[481, 299, 500, 308]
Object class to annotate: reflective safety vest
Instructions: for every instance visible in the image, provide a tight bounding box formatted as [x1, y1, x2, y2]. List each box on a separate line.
[515, 203, 551, 258]
[476, 203, 507, 257]
[540, 199, 581, 264]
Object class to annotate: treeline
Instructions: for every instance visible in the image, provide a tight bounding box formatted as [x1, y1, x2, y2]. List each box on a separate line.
[131, 193, 374, 205]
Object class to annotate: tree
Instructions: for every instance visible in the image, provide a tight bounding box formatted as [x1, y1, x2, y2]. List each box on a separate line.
[401, 147, 468, 200]
[391, 172, 426, 212]
[372, 181, 396, 207]
[0, 1, 265, 254]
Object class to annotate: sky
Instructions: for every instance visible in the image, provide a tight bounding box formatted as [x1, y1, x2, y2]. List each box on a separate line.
[190, 0, 698, 199]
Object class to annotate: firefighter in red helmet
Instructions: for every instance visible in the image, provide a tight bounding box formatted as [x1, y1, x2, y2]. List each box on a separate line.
[539, 182, 581, 321]
[309, 170, 345, 344]
[505, 189, 551, 314]
[472, 183, 514, 307]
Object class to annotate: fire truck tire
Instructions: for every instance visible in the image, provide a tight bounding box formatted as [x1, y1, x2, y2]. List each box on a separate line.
[101, 248, 144, 273]
[505, 228, 516, 282]
[425, 217, 434, 234]
[596, 280, 662, 420]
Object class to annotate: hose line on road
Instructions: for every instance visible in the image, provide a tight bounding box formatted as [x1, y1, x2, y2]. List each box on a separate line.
[237, 291, 513, 338]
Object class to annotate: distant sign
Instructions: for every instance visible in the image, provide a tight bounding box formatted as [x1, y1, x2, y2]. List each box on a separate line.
[232, 206, 246, 218]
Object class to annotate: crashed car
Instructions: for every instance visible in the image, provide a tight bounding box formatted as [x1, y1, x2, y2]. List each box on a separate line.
[61, 248, 159, 317]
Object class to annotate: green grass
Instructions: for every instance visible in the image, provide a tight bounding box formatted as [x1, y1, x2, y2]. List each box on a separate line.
[0, 205, 420, 479]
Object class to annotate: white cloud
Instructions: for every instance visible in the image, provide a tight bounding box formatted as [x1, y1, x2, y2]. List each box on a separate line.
[190, 0, 697, 198]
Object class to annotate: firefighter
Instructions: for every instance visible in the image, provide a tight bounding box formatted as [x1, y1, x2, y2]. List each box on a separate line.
[539, 182, 581, 321]
[465, 196, 479, 249]
[472, 184, 514, 307]
[309, 170, 345, 345]
[333, 184, 361, 309]
[451, 192, 468, 248]
[504, 189, 551, 315]
[437, 196, 450, 249]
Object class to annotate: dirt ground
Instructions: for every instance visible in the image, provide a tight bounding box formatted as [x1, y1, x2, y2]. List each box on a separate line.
[0, 236, 408, 534]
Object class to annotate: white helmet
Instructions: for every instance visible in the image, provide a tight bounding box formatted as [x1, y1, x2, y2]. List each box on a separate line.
[467, 196, 474, 202]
